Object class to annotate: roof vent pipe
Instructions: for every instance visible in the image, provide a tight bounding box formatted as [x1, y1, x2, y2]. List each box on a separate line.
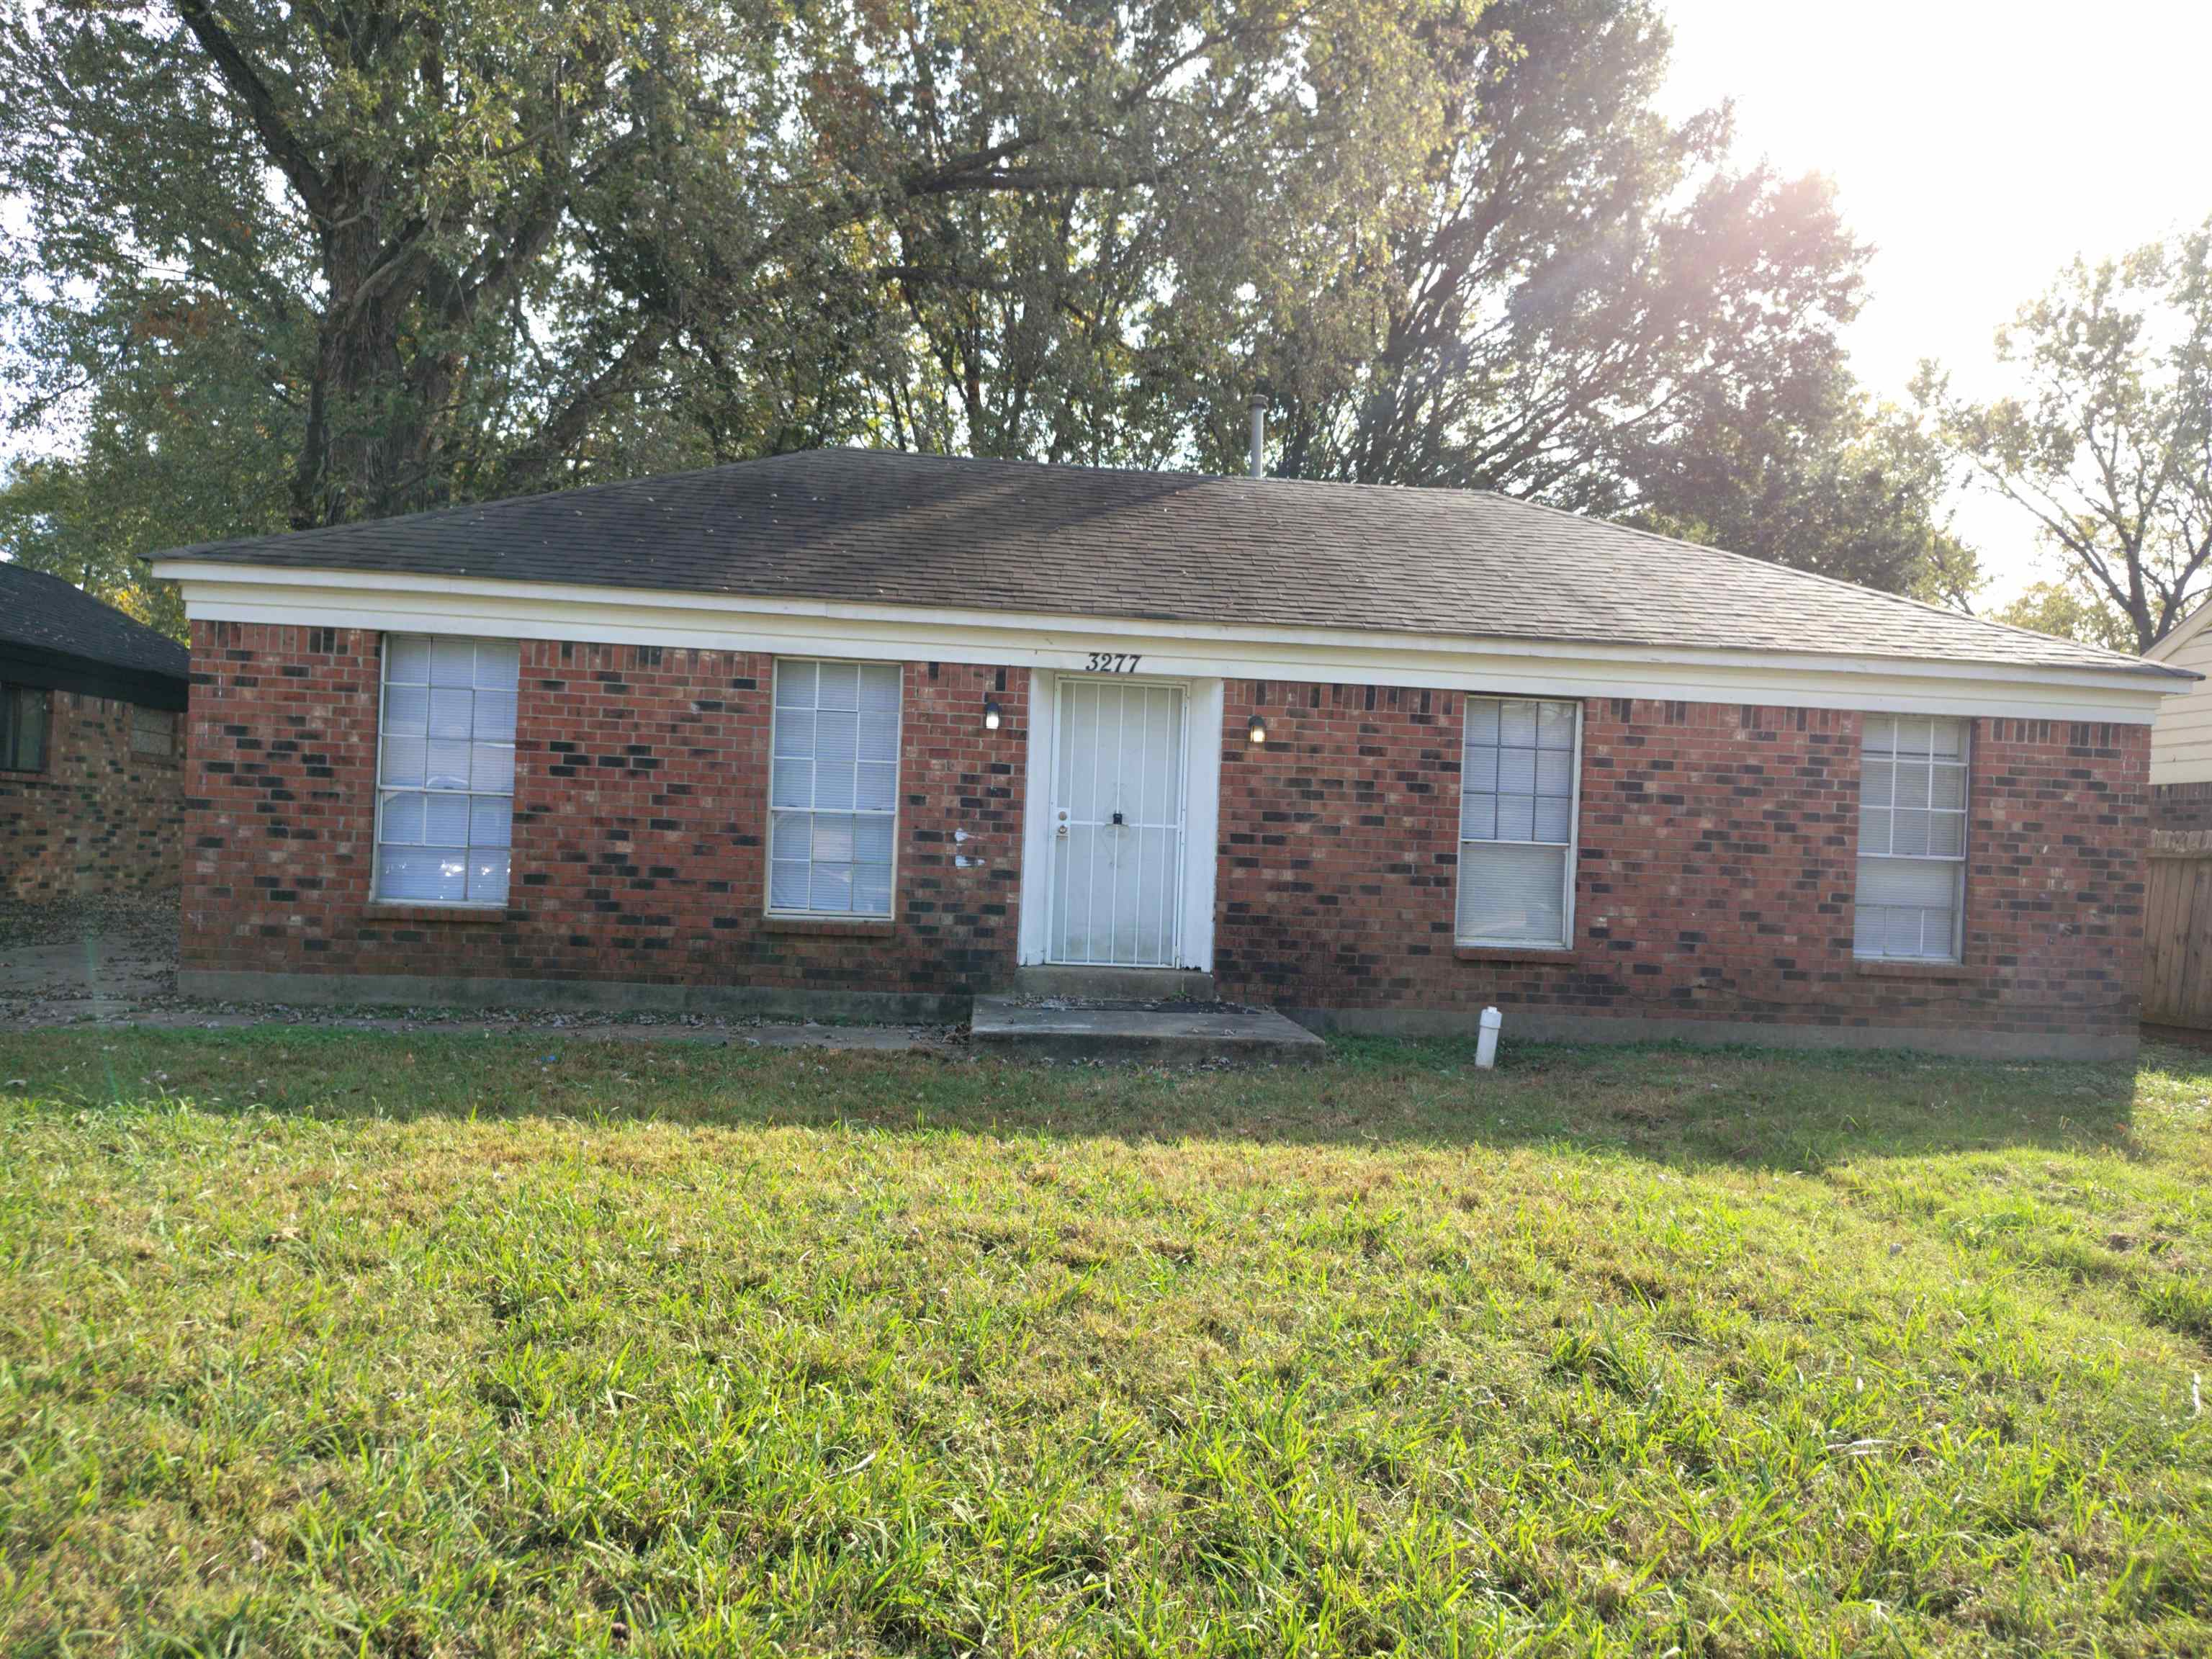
[1248, 395, 1267, 479]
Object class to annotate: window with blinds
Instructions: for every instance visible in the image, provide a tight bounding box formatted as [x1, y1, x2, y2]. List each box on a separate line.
[1, 685, 47, 772]
[770, 660, 902, 916]
[374, 636, 518, 907]
[1457, 696, 1580, 948]
[1856, 714, 1969, 961]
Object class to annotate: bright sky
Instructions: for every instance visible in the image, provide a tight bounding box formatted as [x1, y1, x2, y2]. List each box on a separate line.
[1657, 0, 2212, 599]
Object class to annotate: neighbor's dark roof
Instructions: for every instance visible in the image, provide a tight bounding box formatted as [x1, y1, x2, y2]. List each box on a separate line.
[0, 562, 189, 681]
[154, 448, 2178, 679]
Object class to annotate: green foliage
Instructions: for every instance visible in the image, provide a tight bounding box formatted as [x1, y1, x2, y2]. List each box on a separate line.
[0, 1030, 2209, 1653]
[1148, 0, 1970, 599]
[1990, 577, 2142, 655]
[1929, 220, 2212, 653]
[1635, 397, 1981, 607]
[4, 0, 1397, 523]
[0, 0, 1969, 610]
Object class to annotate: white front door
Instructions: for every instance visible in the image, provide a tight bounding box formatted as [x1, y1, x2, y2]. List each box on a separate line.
[1047, 678, 1189, 966]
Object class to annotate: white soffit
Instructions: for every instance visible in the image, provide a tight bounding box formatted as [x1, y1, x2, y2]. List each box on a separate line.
[153, 562, 2185, 724]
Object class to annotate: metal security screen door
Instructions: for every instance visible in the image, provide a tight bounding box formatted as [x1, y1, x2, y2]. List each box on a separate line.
[1048, 679, 1189, 966]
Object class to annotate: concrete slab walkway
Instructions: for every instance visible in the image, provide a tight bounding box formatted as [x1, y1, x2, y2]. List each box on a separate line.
[970, 995, 1325, 1064]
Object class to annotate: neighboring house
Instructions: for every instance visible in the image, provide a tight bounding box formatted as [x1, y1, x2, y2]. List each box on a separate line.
[2133, 603, 2212, 1028]
[0, 564, 190, 900]
[148, 449, 2188, 1057]
[2141, 603, 2212, 830]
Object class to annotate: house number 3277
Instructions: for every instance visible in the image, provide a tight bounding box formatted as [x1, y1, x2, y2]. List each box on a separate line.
[1085, 652, 1142, 673]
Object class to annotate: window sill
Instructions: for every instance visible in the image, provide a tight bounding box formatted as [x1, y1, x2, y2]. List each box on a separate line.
[762, 914, 896, 938]
[1456, 945, 1577, 964]
[364, 902, 510, 924]
[1853, 958, 1968, 981]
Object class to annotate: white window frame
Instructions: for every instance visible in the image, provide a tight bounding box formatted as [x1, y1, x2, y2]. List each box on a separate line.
[766, 657, 904, 919]
[1855, 714, 1969, 963]
[1455, 696, 1582, 950]
[372, 634, 519, 909]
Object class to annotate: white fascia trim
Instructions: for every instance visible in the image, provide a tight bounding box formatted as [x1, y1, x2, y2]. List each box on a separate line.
[153, 562, 2185, 724]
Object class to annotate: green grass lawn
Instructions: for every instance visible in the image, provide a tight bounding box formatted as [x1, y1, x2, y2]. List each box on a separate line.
[1, 1030, 2208, 1658]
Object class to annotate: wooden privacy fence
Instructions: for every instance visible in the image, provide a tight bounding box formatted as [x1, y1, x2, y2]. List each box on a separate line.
[2144, 831, 2212, 1028]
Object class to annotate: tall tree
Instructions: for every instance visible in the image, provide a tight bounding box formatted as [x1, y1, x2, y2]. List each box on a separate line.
[1142, 0, 1967, 598]
[1, 0, 1417, 531]
[1928, 221, 2212, 653]
[3, 0, 1969, 616]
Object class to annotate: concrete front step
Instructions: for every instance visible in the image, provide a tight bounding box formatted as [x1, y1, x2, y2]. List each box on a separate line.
[970, 994, 1325, 1065]
[1012, 965, 1218, 1001]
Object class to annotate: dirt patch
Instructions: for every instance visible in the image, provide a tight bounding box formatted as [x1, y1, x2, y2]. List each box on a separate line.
[0, 894, 953, 1051]
[0, 892, 181, 953]
[0, 892, 181, 1019]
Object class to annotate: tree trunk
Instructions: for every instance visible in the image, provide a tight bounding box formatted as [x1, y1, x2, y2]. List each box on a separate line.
[292, 176, 449, 527]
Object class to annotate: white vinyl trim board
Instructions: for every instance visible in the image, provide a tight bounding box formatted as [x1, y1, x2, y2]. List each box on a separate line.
[153, 562, 2186, 724]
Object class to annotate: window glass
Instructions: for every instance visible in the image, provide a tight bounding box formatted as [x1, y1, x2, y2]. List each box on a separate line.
[1856, 715, 1969, 961]
[1, 685, 48, 772]
[374, 636, 518, 905]
[1458, 696, 1579, 947]
[770, 660, 901, 915]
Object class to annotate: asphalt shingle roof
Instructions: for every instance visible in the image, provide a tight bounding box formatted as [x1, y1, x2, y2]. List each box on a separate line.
[0, 562, 189, 681]
[155, 448, 2175, 680]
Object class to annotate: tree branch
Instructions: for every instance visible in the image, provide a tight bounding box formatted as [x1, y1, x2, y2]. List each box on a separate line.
[173, 0, 331, 218]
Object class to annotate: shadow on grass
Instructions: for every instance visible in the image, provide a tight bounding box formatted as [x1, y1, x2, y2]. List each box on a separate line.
[0, 1022, 2180, 1174]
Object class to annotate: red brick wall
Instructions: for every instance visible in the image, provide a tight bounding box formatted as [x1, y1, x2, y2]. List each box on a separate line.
[181, 624, 1027, 997]
[2152, 782, 2212, 835]
[1, 688, 184, 900]
[181, 627, 2150, 1041]
[1215, 683, 2148, 1040]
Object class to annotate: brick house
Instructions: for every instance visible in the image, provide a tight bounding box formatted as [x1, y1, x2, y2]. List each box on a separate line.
[2139, 601, 2212, 833]
[1, 564, 189, 900]
[149, 449, 2188, 1058]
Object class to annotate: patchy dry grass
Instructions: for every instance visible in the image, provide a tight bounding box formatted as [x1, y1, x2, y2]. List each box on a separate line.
[0, 1029, 2207, 1656]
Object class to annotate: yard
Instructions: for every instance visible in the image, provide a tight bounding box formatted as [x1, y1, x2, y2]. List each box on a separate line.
[1, 1031, 2207, 1657]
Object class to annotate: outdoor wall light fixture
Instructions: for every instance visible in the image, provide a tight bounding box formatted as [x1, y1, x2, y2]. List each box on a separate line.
[983, 698, 1002, 732]
[1247, 714, 1268, 745]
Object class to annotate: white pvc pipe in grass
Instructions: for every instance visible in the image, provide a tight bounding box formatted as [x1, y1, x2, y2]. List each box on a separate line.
[1476, 1006, 1501, 1069]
